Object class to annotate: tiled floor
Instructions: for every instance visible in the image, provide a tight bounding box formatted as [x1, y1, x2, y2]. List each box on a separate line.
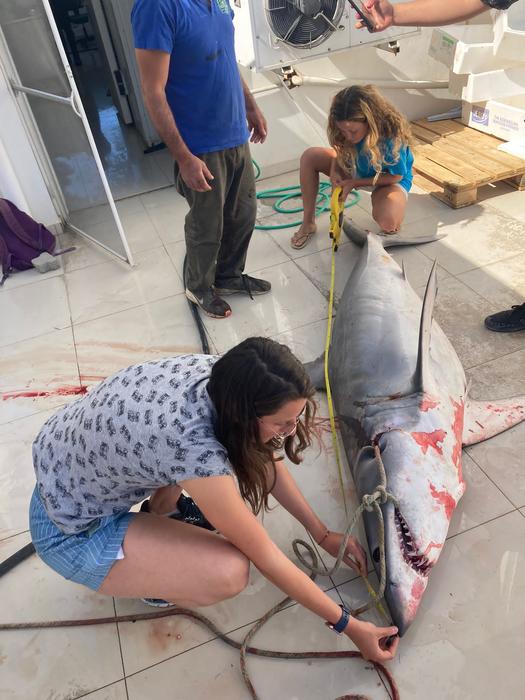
[1, 176, 524, 700]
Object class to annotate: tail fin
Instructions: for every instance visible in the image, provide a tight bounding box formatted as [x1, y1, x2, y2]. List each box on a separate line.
[414, 261, 438, 393]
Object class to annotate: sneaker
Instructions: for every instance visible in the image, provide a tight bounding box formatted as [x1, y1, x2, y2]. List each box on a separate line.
[185, 288, 231, 319]
[214, 274, 271, 299]
[140, 494, 215, 531]
[141, 598, 175, 608]
[484, 303, 525, 333]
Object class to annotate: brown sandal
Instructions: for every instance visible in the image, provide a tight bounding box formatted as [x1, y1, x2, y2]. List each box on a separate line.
[291, 224, 317, 250]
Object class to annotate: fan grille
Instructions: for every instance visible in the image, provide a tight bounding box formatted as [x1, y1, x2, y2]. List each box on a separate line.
[266, 0, 344, 48]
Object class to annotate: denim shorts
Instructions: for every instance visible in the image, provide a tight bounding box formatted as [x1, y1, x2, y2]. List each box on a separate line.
[29, 487, 135, 591]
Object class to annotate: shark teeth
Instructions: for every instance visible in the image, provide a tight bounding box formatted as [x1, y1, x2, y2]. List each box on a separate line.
[394, 507, 432, 577]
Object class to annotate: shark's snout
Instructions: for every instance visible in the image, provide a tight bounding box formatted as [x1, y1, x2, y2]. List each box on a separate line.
[363, 499, 431, 636]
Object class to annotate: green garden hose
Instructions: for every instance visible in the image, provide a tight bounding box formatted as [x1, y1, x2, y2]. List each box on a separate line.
[252, 160, 361, 231]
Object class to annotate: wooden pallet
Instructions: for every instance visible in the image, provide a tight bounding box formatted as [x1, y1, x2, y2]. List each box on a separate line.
[410, 118, 525, 208]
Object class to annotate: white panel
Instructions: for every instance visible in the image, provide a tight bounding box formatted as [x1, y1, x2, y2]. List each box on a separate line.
[235, 0, 420, 72]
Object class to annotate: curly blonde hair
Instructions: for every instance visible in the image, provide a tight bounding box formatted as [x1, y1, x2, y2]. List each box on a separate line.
[327, 85, 412, 178]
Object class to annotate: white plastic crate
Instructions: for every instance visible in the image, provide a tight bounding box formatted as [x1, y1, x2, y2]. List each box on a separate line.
[429, 25, 520, 74]
[494, 2, 525, 63]
[462, 94, 525, 143]
[460, 66, 525, 104]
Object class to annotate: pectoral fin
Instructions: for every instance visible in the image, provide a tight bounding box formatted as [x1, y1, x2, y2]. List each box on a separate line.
[462, 397, 525, 446]
[304, 354, 326, 391]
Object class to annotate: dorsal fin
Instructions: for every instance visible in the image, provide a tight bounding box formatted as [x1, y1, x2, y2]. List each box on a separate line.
[414, 260, 438, 393]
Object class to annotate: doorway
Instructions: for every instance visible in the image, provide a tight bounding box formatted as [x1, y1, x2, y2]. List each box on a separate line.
[0, 0, 134, 263]
[48, 0, 172, 201]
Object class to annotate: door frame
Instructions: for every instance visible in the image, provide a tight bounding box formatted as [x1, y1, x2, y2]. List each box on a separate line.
[88, 0, 133, 125]
[0, 26, 69, 226]
[0, 0, 134, 265]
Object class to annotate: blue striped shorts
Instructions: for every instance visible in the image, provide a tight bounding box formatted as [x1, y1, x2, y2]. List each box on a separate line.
[29, 487, 136, 591]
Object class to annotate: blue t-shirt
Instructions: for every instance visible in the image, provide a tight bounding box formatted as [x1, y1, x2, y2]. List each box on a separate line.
[355, 138, 414, 192]
[131, 0, 249, 155]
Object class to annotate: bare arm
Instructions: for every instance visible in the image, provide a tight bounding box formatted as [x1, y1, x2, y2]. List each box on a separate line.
[269, 459, 367, 574]
[358, 0, 488, 32]
[393, 0, 488, 26]
[182, 474, 397, 662]
[134, 48, 213, 191]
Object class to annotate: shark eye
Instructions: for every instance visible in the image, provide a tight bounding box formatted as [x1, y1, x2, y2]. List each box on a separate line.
[372, 547, 381, 563]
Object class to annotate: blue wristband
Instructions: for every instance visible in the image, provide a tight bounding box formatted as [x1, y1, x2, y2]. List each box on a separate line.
[326, 605, 350, 634]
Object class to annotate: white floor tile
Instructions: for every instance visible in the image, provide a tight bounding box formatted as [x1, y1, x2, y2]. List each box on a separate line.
[66, 248, 182, 324]
[126, 584, 386, 700]
[484, 183, 525, 220]
[0, 411, 54, 540]
[466, 347, 525, 399]
[274, 318, 329, 363]
[466, 421, 525, 508]
[294, 242, 359, 303]
[59, 230, 117, 273]
[245, 230, 291, 273]
[415, 207, 525, 275]
[78, 681, 128, 700]
[448, 452, 514, 537]
[0, 328, 80, 425]
[376, 512, 525, 700]
[0, 533, 123, 700]
[0, 263, 64, 291]
[428, 276, 525, 369]
[201, 260, 328, 354]
[457, 251, 525, 309]
[389, 246, 451, 290]
[0, 276, 70, 347]
[74, 295, 212, 386]
[115, 205, 163, 255]
[140, 188, 188, 245]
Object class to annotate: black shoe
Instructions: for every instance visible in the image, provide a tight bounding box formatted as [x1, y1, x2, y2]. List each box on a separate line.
[484, 303, 525, 333]
[140, 494, 214, 531]
[185, 288, 231, 319]
[214, 274, 271, 299]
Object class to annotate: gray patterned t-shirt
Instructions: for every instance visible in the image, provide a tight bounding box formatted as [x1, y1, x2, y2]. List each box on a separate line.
[32, 355, 232, 534]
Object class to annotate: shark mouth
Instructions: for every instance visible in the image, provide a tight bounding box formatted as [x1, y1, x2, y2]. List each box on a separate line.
[394, 507, 432, 577]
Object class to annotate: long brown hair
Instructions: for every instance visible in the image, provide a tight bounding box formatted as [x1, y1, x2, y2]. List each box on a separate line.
[207, 337, 316, 514]
[327, 84, 412, 178]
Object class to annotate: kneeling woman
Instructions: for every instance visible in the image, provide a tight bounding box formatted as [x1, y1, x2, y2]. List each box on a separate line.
[291, 84, 414, 249]
[29, 337, 398, 663]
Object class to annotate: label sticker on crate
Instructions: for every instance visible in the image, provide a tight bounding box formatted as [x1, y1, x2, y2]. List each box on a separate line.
[471, 106, 489, 126]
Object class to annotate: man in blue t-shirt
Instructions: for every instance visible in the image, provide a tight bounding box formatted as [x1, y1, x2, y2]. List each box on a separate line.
[131, 0, 271, 319]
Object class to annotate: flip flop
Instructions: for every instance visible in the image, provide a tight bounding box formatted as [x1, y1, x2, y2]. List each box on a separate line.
[290, 225, 317, 250]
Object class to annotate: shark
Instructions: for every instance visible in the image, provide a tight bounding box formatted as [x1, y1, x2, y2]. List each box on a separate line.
[305, 224, 525, 636]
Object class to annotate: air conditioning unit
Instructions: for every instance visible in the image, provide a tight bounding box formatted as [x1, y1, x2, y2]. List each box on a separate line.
[233, 0, 419, 72]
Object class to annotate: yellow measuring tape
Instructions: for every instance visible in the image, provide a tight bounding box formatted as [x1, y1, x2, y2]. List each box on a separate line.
[325, 186, 346, 514]
[324, 187, 389, 621]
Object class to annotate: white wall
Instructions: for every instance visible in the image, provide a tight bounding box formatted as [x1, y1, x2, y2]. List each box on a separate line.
[0, 61, 60, 226]
[241, 28, 461, 179]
